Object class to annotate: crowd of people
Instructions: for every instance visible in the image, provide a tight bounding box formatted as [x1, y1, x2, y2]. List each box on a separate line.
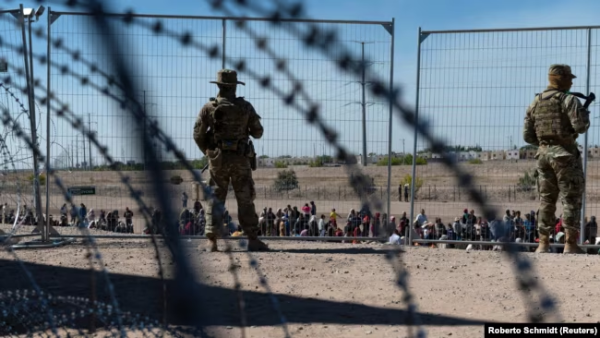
[408, 208, 599, 253]
[2, 196, 599, 252]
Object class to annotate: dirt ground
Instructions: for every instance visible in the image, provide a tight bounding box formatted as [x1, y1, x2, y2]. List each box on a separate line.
[0, 238, 599, 337]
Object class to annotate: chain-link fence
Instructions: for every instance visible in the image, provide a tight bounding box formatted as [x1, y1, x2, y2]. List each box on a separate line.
[412, 26, 600, 246]
[32, 11, 395, 236]
[0, 1, 584, 336]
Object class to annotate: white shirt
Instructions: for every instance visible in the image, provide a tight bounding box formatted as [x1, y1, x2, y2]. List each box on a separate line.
[415, 213, 427, 226]
[318, 219, 324, 231]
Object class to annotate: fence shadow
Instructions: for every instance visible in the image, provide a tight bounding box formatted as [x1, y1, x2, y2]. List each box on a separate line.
[0, 258, 489, 331]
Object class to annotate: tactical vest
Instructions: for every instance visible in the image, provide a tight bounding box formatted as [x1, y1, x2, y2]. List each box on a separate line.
[533, 90, 575, 142]
[210, 97, 249, 151]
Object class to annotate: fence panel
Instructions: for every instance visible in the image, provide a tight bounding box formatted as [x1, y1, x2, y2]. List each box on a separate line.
[0, 10, 43, 234]
[43, 13, 393, 236]
[414, 28, 590, 236]
[225, 19, 393, 218]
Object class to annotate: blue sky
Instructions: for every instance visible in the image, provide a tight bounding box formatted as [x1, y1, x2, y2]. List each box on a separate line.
[3, 0, 600, 169]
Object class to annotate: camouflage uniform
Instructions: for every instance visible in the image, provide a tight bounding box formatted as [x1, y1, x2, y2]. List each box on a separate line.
[193, 69, 267, 251]
[523, 64, 590, 253]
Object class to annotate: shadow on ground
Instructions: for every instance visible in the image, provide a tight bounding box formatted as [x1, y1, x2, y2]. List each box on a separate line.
[0, 257, 489, 333]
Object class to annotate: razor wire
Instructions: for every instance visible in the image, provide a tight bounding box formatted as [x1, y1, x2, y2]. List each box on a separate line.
[0, 84, 207, 337]
[0, 0, 568, 338]
[0, 290, 193, 337]
[0, 11, 251, 337]
[0, 128, 23, 242]
[207, 0, 560, 325]
[11, 0, 536, 334]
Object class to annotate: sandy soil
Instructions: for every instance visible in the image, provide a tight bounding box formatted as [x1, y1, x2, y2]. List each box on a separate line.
[0, 238, 599, 337]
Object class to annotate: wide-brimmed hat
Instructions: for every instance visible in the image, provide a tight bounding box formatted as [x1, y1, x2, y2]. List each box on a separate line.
[548, 64, 576, 79]
[210, 69, 246, 86]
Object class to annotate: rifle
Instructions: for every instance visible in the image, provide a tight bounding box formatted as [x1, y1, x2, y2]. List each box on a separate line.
[201, 164, 209, 174]
[570, 92, 596, 109]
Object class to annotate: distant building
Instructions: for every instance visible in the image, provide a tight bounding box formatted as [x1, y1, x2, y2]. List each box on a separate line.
[258, 156, 312, 168]
[505, 150, 519, 160]
[519, 149, 536, 160]
[490, 151, 505, 161]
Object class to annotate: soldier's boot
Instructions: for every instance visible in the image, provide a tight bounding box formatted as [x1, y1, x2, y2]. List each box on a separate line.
[206, 233, 219, 252]
[535, 233, 551, 253]
[247, 233, 269, 252]
[563, 229, 585, 254]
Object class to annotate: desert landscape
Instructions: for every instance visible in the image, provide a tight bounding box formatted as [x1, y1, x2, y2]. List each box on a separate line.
[0, 238, 599, 337]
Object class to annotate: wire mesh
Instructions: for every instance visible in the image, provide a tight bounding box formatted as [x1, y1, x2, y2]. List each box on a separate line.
[0, 11, 35, 234]
[0, 0, 588, 336]
[46, 12, 393, 236]
[587, 28, 600, 245]
[415, 28, 592, 243]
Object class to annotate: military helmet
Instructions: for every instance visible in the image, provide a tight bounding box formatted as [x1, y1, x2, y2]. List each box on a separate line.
[210, 69, 246, 86]
[548, 64, 576, 79]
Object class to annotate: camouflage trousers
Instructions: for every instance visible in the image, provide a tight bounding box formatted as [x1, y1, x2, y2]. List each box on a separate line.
[205, 149, 258, 238]
[536, 145, 584, 236]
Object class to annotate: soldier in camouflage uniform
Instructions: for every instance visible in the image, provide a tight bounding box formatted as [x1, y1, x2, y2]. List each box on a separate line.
[193, 69, 269, 252]
[523, 64, 590, 254]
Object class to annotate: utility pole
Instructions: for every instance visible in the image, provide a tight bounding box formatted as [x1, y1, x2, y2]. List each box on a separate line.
[88, 113, 93, 168]
[75, 139, 79, 168]
[403, 139, 405, 155]
[143, 90, 147, 170]
[82, 133, 86, 169]
[360, 42, 367, 167]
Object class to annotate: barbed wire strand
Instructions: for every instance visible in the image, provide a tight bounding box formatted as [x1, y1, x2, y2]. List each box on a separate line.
[221, 0, 562, 324]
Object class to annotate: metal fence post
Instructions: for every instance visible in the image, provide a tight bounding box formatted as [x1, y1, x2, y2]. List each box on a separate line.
[45, 7, 52, 242]
[221, 18, 226, 68]
[386, 17, 395, 222]
[19, 4, 44, 238]
[581, 27, 592, 244]
[409, 26, 424, 246]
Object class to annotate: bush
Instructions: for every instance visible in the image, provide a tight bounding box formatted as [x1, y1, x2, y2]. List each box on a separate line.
[273, 169, 299, 191]
[468, 158, 483, 165]
[400, 174, 423, 193]
[170, 175, 183, 185]
[402, 154, 427, 165]
[376, 157, 402, 166]
[26, 173, 46, 186]
[274, 160, 288, 168]
[190, 157, 208, 169]
[309, 157, 323, 167]
[517, 169, 537, 192]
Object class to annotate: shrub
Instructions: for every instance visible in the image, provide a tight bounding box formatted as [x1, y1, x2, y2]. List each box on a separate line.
[273, 169, 298, 191]
[468, 158, 483, 165]
[274, 160, 288, 168]
[309, 158, 323, 167]
[170, 175, 183, 185]
[400, 174, 423, 193]
[27, 173, 46, 186]
[402, 154, 427, 165]
[517, 169, 537, 192]
[376, 157, 402, 166]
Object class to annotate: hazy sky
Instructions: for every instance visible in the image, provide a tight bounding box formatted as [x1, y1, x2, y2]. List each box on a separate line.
[2, 0, 600, 170]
